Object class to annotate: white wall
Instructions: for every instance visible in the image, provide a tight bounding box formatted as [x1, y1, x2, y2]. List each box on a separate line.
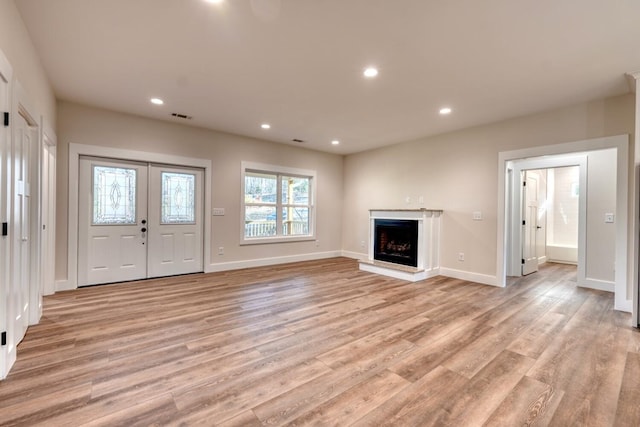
[526, 169, 547, 263]
[585, 148, 617, 282]
[548, 166, 579, 248]
[0, 0, 56, 124]
[342, 94, 634, 283]
[56, 101, 344, 282]
[546, 166, 579, 263]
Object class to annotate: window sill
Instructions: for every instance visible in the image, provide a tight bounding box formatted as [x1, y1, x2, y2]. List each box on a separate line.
[240, 235, 316, 245]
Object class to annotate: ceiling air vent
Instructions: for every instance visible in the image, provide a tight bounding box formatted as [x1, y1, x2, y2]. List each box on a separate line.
[170, 113, 193, 120]
[292, 138, 305, 143]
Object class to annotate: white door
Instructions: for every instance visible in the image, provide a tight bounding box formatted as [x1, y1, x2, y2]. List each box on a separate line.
[78, 158, 148, 286]
[0, 56, 11, 379]
[522, 171, 540, 275]
[7, 113, 33, 365]
[78, 158, 204, 286]
[148, 165, 203, 277]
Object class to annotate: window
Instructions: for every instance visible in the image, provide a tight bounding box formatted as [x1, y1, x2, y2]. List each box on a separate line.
[242, 162, 315, 243]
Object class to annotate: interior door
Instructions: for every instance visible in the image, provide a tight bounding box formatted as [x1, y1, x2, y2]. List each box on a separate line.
[6, 113, 33, 364]
[522, 170, 540, 275]
[78, 157, 148, 286]
[0, 65, 11, 378]
[147, 165, 204, 277]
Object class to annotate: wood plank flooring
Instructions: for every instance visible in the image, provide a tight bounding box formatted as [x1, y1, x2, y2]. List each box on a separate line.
[1, 257, 639, 426]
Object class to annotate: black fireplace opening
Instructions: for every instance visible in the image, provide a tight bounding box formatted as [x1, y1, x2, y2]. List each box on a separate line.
[374, 219, 419, 267]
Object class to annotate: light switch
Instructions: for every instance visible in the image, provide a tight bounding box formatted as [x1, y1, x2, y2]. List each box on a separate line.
[604, 213, 614, 223]
[213, 208, 225, 216]
[473, 211, 483, 221]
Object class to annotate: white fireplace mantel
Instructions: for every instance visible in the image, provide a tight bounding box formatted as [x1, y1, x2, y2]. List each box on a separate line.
[359, 209, 442, 282]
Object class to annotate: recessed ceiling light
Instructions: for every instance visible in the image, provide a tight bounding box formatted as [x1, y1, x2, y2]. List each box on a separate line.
[331, 140, 340, 145]
[363, 67, 378, 78]
[150, 98, 164, 105]
[204, 0, 223, 3]
[439, 107, 452, 115]
[261, 123, 271, 129]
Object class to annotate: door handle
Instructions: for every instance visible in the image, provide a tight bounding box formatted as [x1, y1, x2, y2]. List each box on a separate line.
[141, 227, 147, 233]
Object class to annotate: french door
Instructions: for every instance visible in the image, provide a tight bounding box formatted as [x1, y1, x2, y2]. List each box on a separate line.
[78, 157, 203, 286]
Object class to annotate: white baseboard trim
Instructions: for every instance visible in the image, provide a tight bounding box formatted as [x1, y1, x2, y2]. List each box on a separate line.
[439, 267, 499, 287]
[206, 250, 343, 273]
[579, 277, 615, 293]
[341, 250, 367, 261]
[615, 299, 632, 313]
[55, 279, 74, 292]
[537, 256, 548, 265]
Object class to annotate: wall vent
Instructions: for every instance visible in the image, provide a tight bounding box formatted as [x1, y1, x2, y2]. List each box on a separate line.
[170, 113, 193, 120]
[292, 138, 305, 143]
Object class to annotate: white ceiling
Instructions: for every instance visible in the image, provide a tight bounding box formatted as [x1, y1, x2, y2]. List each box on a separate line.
[16, 0, 640, 155]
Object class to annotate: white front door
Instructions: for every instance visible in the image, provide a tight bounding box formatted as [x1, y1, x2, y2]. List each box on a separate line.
[147, 165, 203, 277]
[78, 158, 203, 286]
[78, 158, 148, 286]
[522, 170, 540, 275]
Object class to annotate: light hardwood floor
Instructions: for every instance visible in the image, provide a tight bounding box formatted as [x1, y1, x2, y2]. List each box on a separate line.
[1, 257, 639, 426]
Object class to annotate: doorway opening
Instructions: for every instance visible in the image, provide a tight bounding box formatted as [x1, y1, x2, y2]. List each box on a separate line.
[520, 166, 581, 276]
[497, 135, 630, 312]
[507, 155, 587, 282]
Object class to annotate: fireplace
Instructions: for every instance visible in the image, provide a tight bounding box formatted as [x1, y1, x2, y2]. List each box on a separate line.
[359, 209, 442, 282]
[374, 219, 418, 267]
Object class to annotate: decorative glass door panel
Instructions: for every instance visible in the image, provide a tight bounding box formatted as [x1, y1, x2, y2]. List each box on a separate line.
[161, 172, 195, 224]
[93, 166, 137, 225]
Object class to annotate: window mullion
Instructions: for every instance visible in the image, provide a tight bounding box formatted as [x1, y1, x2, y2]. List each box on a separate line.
[276, 174, 283, 236]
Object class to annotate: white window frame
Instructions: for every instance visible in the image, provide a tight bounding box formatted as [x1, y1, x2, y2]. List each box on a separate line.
[241, 161, 316, 245]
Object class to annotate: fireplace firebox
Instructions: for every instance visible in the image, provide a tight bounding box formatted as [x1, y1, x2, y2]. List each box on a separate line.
[374, 219, 419, 267]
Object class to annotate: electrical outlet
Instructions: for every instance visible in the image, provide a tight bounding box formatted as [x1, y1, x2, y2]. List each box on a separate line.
[360, 240, 365, 248]
[405, 196, 411, 204]
[473, 211, 483, 221]
[218, 246, 224, 255]
[315, 240, 320, 247]
[418, 196, 424, 204]
[458, 252, 465, 262]
[604, 213, 614, 223]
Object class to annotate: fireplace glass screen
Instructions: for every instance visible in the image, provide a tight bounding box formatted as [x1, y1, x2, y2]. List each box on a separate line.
[374, 219, 419, 267]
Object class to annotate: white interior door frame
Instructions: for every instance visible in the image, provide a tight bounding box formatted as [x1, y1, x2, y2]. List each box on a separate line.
[13, 82, 42, 320]
[497, 134, 630, 312]
[508, 155, 587, 282]
[40, 122, 56, 296]
[65, 143, 212, 290]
